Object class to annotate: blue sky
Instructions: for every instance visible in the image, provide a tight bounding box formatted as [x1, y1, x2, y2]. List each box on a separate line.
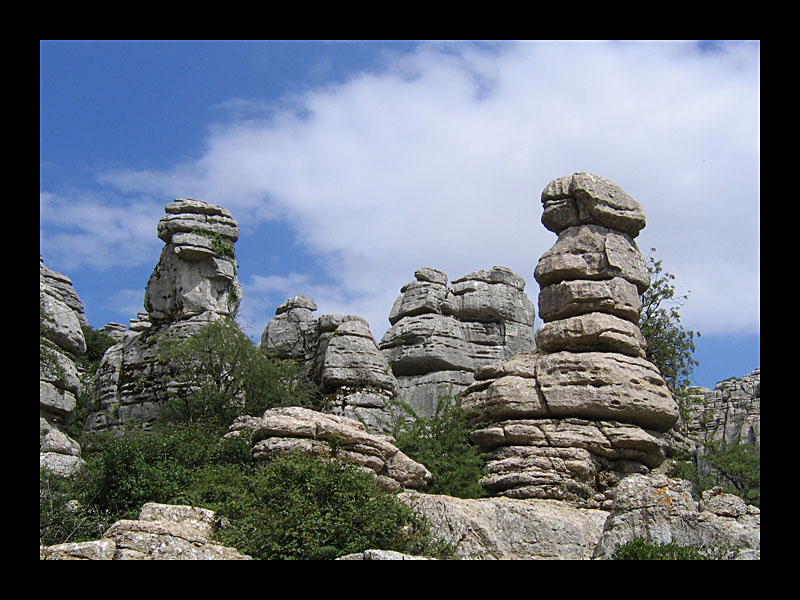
[40, 40, 760, 389]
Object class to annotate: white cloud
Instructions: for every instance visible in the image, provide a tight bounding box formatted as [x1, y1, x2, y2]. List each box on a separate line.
[45, 41, 760, 340]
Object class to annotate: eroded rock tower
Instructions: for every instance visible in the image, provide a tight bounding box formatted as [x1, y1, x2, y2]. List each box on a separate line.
[461, 173, 679, 507]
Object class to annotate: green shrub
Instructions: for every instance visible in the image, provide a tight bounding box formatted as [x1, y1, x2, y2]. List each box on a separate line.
[389, 393, 487, 499]
[667, 441, 760, 507]
[612, 537, 706, 560]
[155, 317, 321, 430]
[209, 453, 452, 560]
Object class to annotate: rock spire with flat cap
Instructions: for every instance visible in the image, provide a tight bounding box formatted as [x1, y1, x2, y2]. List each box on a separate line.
[460, 173, 678, 508]
[86, 199, 243, 432]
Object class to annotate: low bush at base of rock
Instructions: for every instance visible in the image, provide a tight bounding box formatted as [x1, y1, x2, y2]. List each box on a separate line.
[612, 537, 706, 560]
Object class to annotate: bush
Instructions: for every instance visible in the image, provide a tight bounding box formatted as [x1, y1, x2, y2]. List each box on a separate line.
[155, 318, 321, 430]
[668, 441, 760, 507]
[389, 393, 487, 499]
[209, 453, 452, 560]
[612, 537, 706, 560]
[48, 423, 449, 559]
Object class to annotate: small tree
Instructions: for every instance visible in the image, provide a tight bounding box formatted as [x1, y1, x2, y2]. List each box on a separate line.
[639, 248, 700, 412]
[155, 317, 320, 429]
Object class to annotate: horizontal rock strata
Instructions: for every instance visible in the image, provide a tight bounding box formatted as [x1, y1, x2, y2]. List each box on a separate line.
[460, 173, 678, 507]
[261, 296, 397, 433]
[40, 503, 250, 560]
[40, 259, 87, 478]
[86, 199, 243, 432]
[226, 406, 432, 491]
[380, 266, 535, 417]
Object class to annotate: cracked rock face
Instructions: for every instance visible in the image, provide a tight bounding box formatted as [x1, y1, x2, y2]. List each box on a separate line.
[85, 199, 243, 432]
[226, 407, 433, 491]
[380, 266, 535, 418]
[460, 174, 678, 507]
[40, 259, 87, 478]
[261, 296, 398, 433]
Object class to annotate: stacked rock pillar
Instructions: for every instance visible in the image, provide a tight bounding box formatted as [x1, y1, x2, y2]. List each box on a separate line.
[85, 199, 243, 431]
[461, 173, 679, 508]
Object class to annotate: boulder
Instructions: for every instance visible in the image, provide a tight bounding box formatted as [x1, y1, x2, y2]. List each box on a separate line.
[592, 474, 760, 559]
[227, 406, 432, 492]
[40, 503, 251, 560]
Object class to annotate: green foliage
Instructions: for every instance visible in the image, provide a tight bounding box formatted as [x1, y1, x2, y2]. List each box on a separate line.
[46, 422, 449, 559]
[155, 318, 321, 430]
[668, 441, 760, 507]
[39, 469, 115, 547]
[208, 453, 453, 560]
[389, 393, 487, 499]
[612, 537, 706, 560]
[639, 248, 700, 415]
[76, 423, 251, 520]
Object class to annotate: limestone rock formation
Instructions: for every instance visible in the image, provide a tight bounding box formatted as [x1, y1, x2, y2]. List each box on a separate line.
[40, 503, 251, 560]
[225, 406, 433, 492]
[40, 259, 87, 478]
[398, 490, 608, 560]
[685, 368, 760, 448]
[261, 296, 398, 432]
[460, 173, 679, 507]
[380, 266, 535, 417]
[592, 474, 760, 559]
[85, 199, 243, 431]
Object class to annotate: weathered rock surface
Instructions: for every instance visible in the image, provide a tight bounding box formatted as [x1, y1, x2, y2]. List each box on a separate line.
[261, 297, 398, 432]
[40, 503, 251, 560]
[380, 266, 535, 417]
[337, 549, 435, 560]
[86, 199, 243, 432]
[592, 474, 760, 559]
[686, 368, 760, 448]
[398, 490, 608, 559]
[460, 174, 678, 506]
[226, 406, 432, 492]
[40, 259, 87, 478]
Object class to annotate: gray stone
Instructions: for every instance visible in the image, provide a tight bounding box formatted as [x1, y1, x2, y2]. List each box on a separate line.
[534, 224, 649, 293]
[398, 491, 608, 560]
[538, 277, 641, 323]
[541, 172, 646, 237]
[534, 312, 647, 357]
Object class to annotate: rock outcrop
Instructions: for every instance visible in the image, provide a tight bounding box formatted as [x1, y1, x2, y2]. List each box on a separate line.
[461, 173, 679, 507]
[686, 368, 760, 448]
[40, 503, 251, 560]
[379, 266, 535, 417]
[261, 296, 398, 432]
[592, 474, 760, 559]
[398, 490, 608, 560]
[226, 406, 432, 492]
[85, 199, 243, 431]
[40, 259, 87, 478]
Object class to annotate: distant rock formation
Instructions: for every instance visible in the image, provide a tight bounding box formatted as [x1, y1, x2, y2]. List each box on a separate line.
[685, 368, 760, 448]
[85, 199, 243, 431]
[225, 406, 433, 491]
[40, 258, 87, 478]
[40, 503, 251, 560]
[461, 173, 679, 507]
[261, 296, 398, 432]
[379, 266, 535, 417]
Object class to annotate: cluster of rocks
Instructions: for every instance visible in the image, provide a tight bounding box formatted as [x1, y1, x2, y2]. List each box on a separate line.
[85, 199, 243, 431]
[261, 296, 398, 432]
[399, 471, 759, 559]
[40, 503, 250, 560]
[379, 266, 535, 417]
[225, 406, 432, 491]
[685, 368, 760, 448]
[461, 173, 679, 507]
[40, 258, 88, 478]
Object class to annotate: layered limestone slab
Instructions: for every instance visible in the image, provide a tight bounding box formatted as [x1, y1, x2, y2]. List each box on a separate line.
[228, 406, 432, 491]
